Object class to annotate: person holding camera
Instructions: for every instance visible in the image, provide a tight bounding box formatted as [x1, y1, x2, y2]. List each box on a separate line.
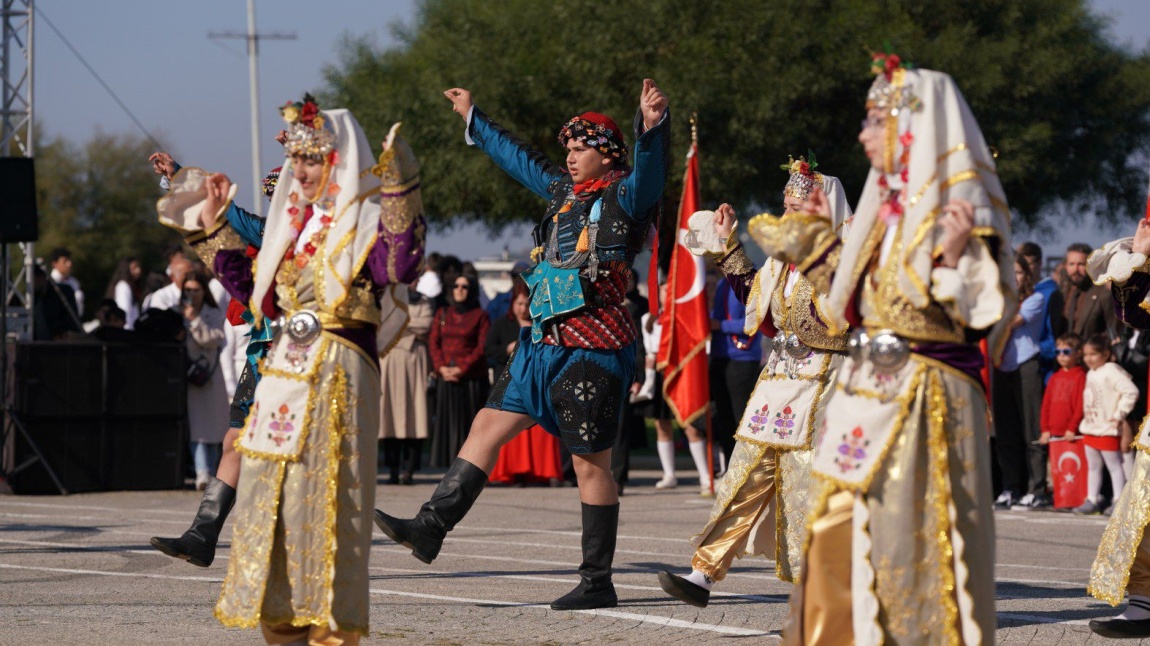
[182, 270, 228, 491]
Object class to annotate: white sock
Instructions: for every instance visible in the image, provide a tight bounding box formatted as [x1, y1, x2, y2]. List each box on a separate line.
[1118, 594, 1150, 620]
[689, 440, 711, 486]
[644, 368, 656, 388]
[656, 440, 676, 478]
[684, 568, 714, 590]
[1086, 446, 1104, 504]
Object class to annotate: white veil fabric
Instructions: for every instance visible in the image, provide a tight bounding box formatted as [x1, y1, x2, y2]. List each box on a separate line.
[823, 68, 1016, 357]
[250, 108, 383, 321]
[740, 174, 854, 336]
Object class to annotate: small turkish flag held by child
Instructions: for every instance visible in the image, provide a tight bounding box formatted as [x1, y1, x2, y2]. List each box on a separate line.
[1050, 438, 1088, 509]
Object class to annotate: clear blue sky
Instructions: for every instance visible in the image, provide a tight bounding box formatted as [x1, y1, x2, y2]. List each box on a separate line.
[28, 0, 1150, 260]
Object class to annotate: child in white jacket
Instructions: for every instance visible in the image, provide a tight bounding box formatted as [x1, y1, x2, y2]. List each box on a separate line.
[1077, 334, 1141, 514]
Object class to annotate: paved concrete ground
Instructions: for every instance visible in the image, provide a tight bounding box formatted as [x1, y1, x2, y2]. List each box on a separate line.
[0, 469, 1141, 644]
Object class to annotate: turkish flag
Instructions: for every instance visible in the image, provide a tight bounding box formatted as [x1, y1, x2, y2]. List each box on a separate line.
[656, 141, 710, 426]
[1050, 438, 1088, 509]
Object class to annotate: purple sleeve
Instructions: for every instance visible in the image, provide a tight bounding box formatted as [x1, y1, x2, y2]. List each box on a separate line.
[724, 268, 756, 304]
[213, 249, 255, 304]
[1112, 271, 1150, 330]
[366, 214, 426, 286]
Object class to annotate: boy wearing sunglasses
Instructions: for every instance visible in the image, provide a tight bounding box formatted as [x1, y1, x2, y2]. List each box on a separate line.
[1038, 333, 1087, 447]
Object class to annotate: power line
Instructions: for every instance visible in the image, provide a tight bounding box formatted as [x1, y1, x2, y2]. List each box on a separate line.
[34, 5, 162, 148]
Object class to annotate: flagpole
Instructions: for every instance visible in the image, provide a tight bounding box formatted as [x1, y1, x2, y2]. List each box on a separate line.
[690, 111, 715, 495]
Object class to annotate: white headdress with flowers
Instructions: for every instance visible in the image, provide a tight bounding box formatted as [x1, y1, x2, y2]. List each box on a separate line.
[823, 60, 1016, 360]
[250, 106, 383, 321]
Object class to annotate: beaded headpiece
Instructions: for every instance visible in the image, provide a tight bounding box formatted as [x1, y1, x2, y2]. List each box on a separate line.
[280, 93, 336, 158]
[781, 152, 824, 201]
[865, 51, 922, 116]
[558, 112, 629, 164]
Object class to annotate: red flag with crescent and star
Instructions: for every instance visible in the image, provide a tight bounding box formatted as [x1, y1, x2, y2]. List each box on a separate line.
[1050, 438, 1088, 509]
[656, 139, 710, 426]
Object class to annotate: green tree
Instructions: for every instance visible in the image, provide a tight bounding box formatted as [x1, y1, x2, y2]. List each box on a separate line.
[323, 0, 1150, 231]
[32, 130, 182, 318]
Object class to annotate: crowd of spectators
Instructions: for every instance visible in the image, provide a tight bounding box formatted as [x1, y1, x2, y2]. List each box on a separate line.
[29, 238, 1147, 501]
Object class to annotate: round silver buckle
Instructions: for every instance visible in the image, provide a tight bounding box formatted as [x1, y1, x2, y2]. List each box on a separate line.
[847, 328, 869, 364]
[784, 333, 812, 360]
[284, 310, 322, 345]
[869, 330, 910, 374]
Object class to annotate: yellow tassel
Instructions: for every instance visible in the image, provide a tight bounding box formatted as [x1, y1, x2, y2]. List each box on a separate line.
[530, 246, 544, 263]
[576, 227, 590, 253]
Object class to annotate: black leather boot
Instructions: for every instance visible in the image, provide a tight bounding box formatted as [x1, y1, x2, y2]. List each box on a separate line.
[374, 457, 487, 564]
[150, 477, 236, 567]
[550, 502, 619, 610]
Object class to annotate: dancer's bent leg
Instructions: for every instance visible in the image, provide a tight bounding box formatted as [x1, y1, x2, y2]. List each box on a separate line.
[150, 426, 240, 567]
[660, 447, 777, 608]
[374, 408, 533, 563]
[551, 448, 620, 610]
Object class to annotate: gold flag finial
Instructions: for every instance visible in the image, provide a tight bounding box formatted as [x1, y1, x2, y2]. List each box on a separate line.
[690, 111, 698, 145]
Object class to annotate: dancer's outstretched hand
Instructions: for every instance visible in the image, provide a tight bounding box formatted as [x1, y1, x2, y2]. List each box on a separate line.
[444, 88, 474, 120]
[714, 203, 736, 241]
[1133, 218, 1150, 256]
[939, 198, 975, 269]
[201, 173, 232, 229]
[149, 152, 177, 179]
[640, 79, 668, 130]
[800, 187, 832, 221]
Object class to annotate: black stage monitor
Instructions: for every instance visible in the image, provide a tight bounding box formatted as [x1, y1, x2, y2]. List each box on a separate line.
[0, 157, 38, 242]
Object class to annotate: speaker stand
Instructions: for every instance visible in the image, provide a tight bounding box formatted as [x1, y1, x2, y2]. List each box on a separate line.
[0, 243, 68, 495]
[0, 403, 68, 495]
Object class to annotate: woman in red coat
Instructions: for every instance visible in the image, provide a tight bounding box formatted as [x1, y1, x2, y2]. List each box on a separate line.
[486, 277, 563, 485]
[429, 274, 491, 467]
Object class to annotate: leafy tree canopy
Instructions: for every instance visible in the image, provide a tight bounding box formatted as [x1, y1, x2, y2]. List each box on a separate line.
[31, 130, 181, 318]
[324, 0, 1150, 231]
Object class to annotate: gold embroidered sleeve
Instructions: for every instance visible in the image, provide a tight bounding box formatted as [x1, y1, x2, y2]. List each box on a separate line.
[717, 243, 755, 277]
[187, 220, 245, 271]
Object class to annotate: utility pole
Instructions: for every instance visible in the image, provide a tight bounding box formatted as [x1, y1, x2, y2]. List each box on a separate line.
[209, 0, 295, 215]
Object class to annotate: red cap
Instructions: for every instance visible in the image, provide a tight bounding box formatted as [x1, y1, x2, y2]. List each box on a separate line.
[577, 112, 622, 139]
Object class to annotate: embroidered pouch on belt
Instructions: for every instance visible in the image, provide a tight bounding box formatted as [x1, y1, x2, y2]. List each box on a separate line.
[238, 334, 327, 461]
[523, 260, 586, 343]
[738, 351, 840, 450]
[810, 356, 922, 490]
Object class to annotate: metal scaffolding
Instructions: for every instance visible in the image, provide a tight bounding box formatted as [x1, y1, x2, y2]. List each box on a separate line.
[1, 0, 34, 342]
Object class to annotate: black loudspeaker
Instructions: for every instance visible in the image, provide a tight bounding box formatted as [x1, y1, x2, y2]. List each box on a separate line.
[105, 344, 186, 417]
[8, 341, 187, 494]
[15, 343, 104, 417]
[0, 157, 38, 242]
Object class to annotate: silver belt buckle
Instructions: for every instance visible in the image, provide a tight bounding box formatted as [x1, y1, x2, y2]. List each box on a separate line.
[783, 333, 812, 360]
[870, 330, 910, 374]
[772, 334, 786, 358]
[283, 310, 322, 345]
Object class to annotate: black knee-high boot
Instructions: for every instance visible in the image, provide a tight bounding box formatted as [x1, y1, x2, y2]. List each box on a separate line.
[551, 502, 620, 610]
[150, 477, 236, 567]
[374, 457, 487, 564]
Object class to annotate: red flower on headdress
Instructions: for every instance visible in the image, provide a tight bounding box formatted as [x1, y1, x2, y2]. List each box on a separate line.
[884, 54, 901, 74]
[300, 101, 319, 127]
[797, 161, 810, 175]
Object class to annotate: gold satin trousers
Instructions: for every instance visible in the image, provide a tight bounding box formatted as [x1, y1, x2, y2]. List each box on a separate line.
[692, 448, 777, 581]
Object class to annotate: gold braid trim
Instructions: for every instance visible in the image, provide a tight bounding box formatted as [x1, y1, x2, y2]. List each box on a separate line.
[187, 222, 245, 271]
[717, 243, 755, 276]
[925, 370, 962, 646]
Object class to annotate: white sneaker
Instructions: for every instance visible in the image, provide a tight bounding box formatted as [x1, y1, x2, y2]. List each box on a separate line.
[1011, 493, 1035, 510]
[632, 381, 656, 403]
[699, 483, 714, 497]
[655, 475, 678, 489]
[194, 471, 210, 491]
